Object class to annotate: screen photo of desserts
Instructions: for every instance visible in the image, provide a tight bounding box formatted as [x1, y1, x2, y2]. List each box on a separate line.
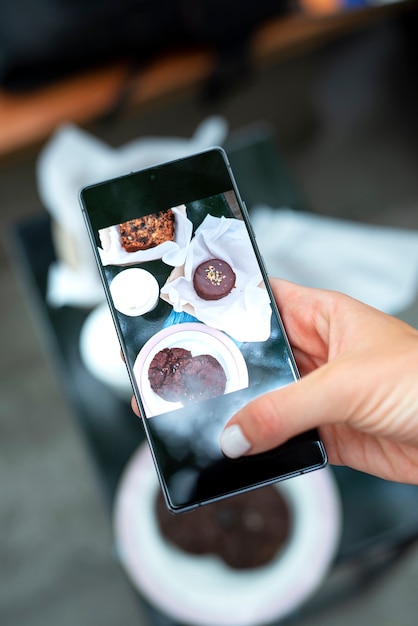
[97, 189, 295, 423]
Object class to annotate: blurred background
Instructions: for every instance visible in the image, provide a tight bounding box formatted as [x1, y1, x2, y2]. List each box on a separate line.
[2, 2, 418, 625]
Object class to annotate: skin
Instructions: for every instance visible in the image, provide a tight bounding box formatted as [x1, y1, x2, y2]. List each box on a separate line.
[132, 278, 418, 484]
[222, 278, 418, 484]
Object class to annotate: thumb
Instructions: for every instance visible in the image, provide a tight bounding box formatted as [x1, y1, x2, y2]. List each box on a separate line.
[220, 365, 346, 458]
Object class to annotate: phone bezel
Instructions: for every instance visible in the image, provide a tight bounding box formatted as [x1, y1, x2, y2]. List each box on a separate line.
[80, 147, 327, 513]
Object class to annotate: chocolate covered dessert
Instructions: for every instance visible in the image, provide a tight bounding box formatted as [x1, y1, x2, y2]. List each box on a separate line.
[156, 485, 292, 569]
[193, 259, 236, 301]
[148, 347, 227, 404]
[118, 209, 174, 252]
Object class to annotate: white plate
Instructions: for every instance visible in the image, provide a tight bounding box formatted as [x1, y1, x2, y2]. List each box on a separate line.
[113, 444, 342, 626]
[133, 323, 249, 417]
[79, 303, 132, 400]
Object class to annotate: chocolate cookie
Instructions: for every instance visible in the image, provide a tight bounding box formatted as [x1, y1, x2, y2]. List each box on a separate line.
[173, 353, 227, 403]
[148, 347, 227, 404]
[155, 485, 292, 569]
[148, 347, 192, 402]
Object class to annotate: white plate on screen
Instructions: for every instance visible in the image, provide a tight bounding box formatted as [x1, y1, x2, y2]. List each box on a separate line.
[133, 323, 249, 417]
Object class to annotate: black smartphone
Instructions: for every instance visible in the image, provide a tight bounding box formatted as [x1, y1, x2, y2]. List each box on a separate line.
[80, 147, 327, 513]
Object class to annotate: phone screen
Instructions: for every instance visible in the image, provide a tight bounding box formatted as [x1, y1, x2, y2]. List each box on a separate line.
[80, 148, 326, 512]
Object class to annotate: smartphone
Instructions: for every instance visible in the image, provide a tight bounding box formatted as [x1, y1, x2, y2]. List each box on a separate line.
[80, 147, 327, 513]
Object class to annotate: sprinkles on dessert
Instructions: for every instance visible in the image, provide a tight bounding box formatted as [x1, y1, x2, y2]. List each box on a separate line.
[193, 258, 236, 301]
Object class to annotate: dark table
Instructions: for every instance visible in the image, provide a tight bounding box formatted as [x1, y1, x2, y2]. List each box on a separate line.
[10, 128, 418, 623]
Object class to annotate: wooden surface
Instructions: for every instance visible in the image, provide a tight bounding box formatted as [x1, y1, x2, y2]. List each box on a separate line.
[0, 3, 415, 160]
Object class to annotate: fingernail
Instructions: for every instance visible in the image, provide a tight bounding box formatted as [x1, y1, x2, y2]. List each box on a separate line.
[220, 424, 251, 459]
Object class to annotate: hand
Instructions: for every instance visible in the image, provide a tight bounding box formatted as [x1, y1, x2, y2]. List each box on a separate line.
[220, 278, 418, 484]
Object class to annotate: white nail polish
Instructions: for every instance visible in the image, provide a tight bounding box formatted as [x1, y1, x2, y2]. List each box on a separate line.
[220, 424, 251, 459]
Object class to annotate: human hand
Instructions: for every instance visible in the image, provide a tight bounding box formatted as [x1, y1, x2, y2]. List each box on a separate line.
[220, 278, 418, 484]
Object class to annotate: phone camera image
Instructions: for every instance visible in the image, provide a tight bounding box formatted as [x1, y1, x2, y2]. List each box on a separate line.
[81, 148, 326, 512]
[96, 194, 280, 421]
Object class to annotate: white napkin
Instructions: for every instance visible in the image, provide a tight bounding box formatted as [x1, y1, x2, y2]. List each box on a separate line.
[251, 206, 418, 315]
[161, 215, 271, 342]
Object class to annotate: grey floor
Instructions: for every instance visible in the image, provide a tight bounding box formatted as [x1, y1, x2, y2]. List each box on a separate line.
[2, 14, 418, 626]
